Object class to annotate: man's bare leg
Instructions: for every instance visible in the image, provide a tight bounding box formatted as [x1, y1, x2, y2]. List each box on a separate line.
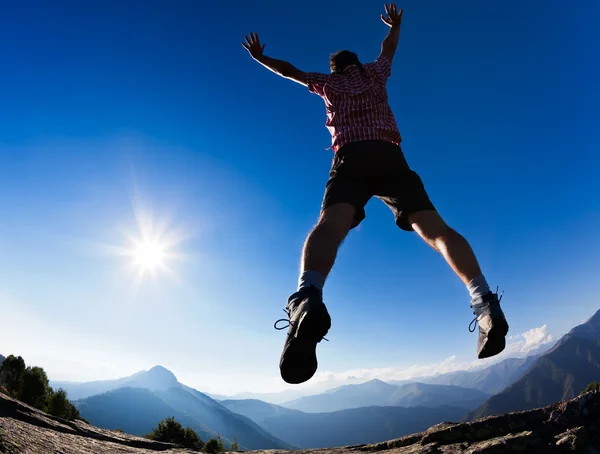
[279, 203, 356, 385]
[297, 203, 356, 291]
[408, 209, 509, 359]
[408, 210, 483, 286]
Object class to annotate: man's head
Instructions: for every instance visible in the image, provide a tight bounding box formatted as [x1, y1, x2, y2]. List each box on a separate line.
[329, 50, 363, 74]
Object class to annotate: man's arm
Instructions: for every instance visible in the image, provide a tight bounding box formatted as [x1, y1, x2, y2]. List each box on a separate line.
[242, 33, 307, 86]
[255, 55, 307, 86]
[379, 3, 403, 63]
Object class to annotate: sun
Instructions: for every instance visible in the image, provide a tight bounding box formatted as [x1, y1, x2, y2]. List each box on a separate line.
[132, 238, 167, 272]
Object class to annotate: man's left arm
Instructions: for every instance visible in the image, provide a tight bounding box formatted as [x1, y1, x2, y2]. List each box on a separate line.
[242, 33, 307, 86]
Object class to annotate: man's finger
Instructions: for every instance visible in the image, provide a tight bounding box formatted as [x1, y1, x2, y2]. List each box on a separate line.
[245, 35, 252, 46]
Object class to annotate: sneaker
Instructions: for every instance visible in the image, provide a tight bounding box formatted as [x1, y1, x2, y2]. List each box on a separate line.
[274, 286, 331, 384]
[469, 288, 509, 359]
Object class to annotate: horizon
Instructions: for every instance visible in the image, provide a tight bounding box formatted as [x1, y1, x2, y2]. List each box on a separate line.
[1, 0, 598, 396]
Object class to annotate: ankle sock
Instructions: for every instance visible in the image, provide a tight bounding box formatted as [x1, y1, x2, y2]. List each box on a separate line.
[298, 270, 325, 292]
[467, 275, 490, 300]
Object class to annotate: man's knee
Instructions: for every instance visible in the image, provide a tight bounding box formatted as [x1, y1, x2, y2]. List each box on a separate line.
[409, 210, 450, 243]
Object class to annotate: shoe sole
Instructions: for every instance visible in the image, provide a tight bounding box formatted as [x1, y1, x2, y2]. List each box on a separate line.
[478, 317, 509, 359]
[280, 309, 330, 385]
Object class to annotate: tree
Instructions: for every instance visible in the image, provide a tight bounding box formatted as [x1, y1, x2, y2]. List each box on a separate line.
[147, 417, 203, 451]
[47, 388, 82, 421]
[20, 366, 50, 409]
[0, 355, 26, 397]
[203, 439, 220, 453]
[183, 427, 203, 451]
[231, 436, 239, 452]
[582, 381, 600, 394]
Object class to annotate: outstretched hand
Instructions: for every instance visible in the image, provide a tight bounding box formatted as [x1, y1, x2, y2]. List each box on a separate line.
[242, 32, 266, 60]
[381, 3, 403, 27]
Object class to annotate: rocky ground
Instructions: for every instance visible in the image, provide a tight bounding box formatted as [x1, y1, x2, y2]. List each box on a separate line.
[1, 390, 599, 453]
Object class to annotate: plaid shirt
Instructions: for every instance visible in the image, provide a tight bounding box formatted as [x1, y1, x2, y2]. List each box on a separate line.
[306, 55, 402, 152]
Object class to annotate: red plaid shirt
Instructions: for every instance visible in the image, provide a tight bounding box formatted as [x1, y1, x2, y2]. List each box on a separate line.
[306, 55, 402, 153]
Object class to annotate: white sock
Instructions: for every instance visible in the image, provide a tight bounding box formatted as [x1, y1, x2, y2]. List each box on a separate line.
[467, 275, 490, 300]
[298, 270, 325, 291]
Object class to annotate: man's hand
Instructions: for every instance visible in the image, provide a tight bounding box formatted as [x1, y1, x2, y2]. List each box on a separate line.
[241, 32, 307, 86]
[381, 3, 403, 28]
[379, 3, 403, 64]
[242, 32, 266, 61]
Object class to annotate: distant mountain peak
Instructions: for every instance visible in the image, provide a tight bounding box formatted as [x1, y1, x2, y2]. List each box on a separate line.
[124, 365, 179, 391]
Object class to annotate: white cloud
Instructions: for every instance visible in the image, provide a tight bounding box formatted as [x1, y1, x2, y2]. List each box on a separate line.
[503, 324, 554, 356]
[285, 324, 556, 395]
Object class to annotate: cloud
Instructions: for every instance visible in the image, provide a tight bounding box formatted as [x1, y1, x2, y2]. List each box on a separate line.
[289, 324, 556, 394]
[502, 324, 554, 356]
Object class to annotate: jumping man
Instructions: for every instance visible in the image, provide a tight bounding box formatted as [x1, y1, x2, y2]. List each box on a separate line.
[242, 3, 509, 385]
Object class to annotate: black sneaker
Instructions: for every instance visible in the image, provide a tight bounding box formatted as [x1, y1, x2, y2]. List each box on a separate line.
[274, 286, 331, 384]
[469, 288, 509, 359]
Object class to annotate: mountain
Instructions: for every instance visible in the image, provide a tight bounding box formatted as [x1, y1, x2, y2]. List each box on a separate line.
[253, 405, 471, 448]
[0, 354, 5, 365]
[75, 387, 219, 442]
[467, 309, 600, 420]
[281, 379, 489, 413]
[395, 354, 539, 395]
[50, 366, 175, 400]
[4, 389, 600, 453]
[71, 366, 291, 450]
[220, 399, 301, 425]
[220, 398, 469, 449]
[209, 377, 368, 405]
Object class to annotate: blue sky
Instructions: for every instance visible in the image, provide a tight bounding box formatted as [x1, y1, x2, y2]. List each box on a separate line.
[0, 0, 598, 395]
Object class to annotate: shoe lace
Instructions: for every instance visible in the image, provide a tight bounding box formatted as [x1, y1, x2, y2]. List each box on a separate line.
[469, 286, 504, 333]
[274, 309, 329, 342]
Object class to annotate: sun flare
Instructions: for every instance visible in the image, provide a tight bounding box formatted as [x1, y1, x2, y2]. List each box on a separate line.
[132, 238, 167, 272]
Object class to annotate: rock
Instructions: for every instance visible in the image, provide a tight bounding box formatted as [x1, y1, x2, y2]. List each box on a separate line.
[1, 390, 599, 453]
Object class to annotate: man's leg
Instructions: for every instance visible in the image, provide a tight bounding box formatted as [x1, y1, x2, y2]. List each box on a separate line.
[408, 210, 483, 287]
[297, 203, 356, 292]
[408, 209, 509, 359]
[371, 141, 508, 360]
[278, 145, 371, 385]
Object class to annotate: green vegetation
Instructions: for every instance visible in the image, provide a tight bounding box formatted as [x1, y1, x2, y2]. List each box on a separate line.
[146, 415, 239, 452]
[581, 381, 600, 394]
[146, 416, 204, 451]
[0, 354, 83, 421]
[231, 435, 240, 451]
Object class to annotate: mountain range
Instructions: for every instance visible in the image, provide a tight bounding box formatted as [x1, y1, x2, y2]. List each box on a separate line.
[279, 379, 489, 413]
[38, 308, 600, 450]
[219, 398, 468, 448]
[467, 308, 600, 420]
[393, 355, 540, 395]
[209, 343, 556, 405]
[63, 366, 292, 451]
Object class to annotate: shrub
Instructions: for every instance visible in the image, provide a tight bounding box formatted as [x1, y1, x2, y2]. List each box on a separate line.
[147, 416, 203, 451]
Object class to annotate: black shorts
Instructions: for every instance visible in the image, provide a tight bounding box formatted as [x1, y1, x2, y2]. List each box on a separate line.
[321, 140, 436, 231]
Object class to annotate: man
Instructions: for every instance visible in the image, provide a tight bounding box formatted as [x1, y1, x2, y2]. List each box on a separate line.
[242, 3, 509, 385]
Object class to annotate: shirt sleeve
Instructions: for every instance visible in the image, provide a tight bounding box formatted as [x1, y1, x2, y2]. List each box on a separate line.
[305, 72, 329, 96]
[372, 55, 392, 80]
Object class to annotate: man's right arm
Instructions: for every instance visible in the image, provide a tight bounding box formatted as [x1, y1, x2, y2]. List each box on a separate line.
[380, 24, 401, 63]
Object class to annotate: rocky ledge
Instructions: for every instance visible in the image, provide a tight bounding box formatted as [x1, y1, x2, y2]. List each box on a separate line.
[1, 390, 599, 453]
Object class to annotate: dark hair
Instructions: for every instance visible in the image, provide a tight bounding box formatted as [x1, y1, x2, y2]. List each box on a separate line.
[329, 50, 364, 74]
